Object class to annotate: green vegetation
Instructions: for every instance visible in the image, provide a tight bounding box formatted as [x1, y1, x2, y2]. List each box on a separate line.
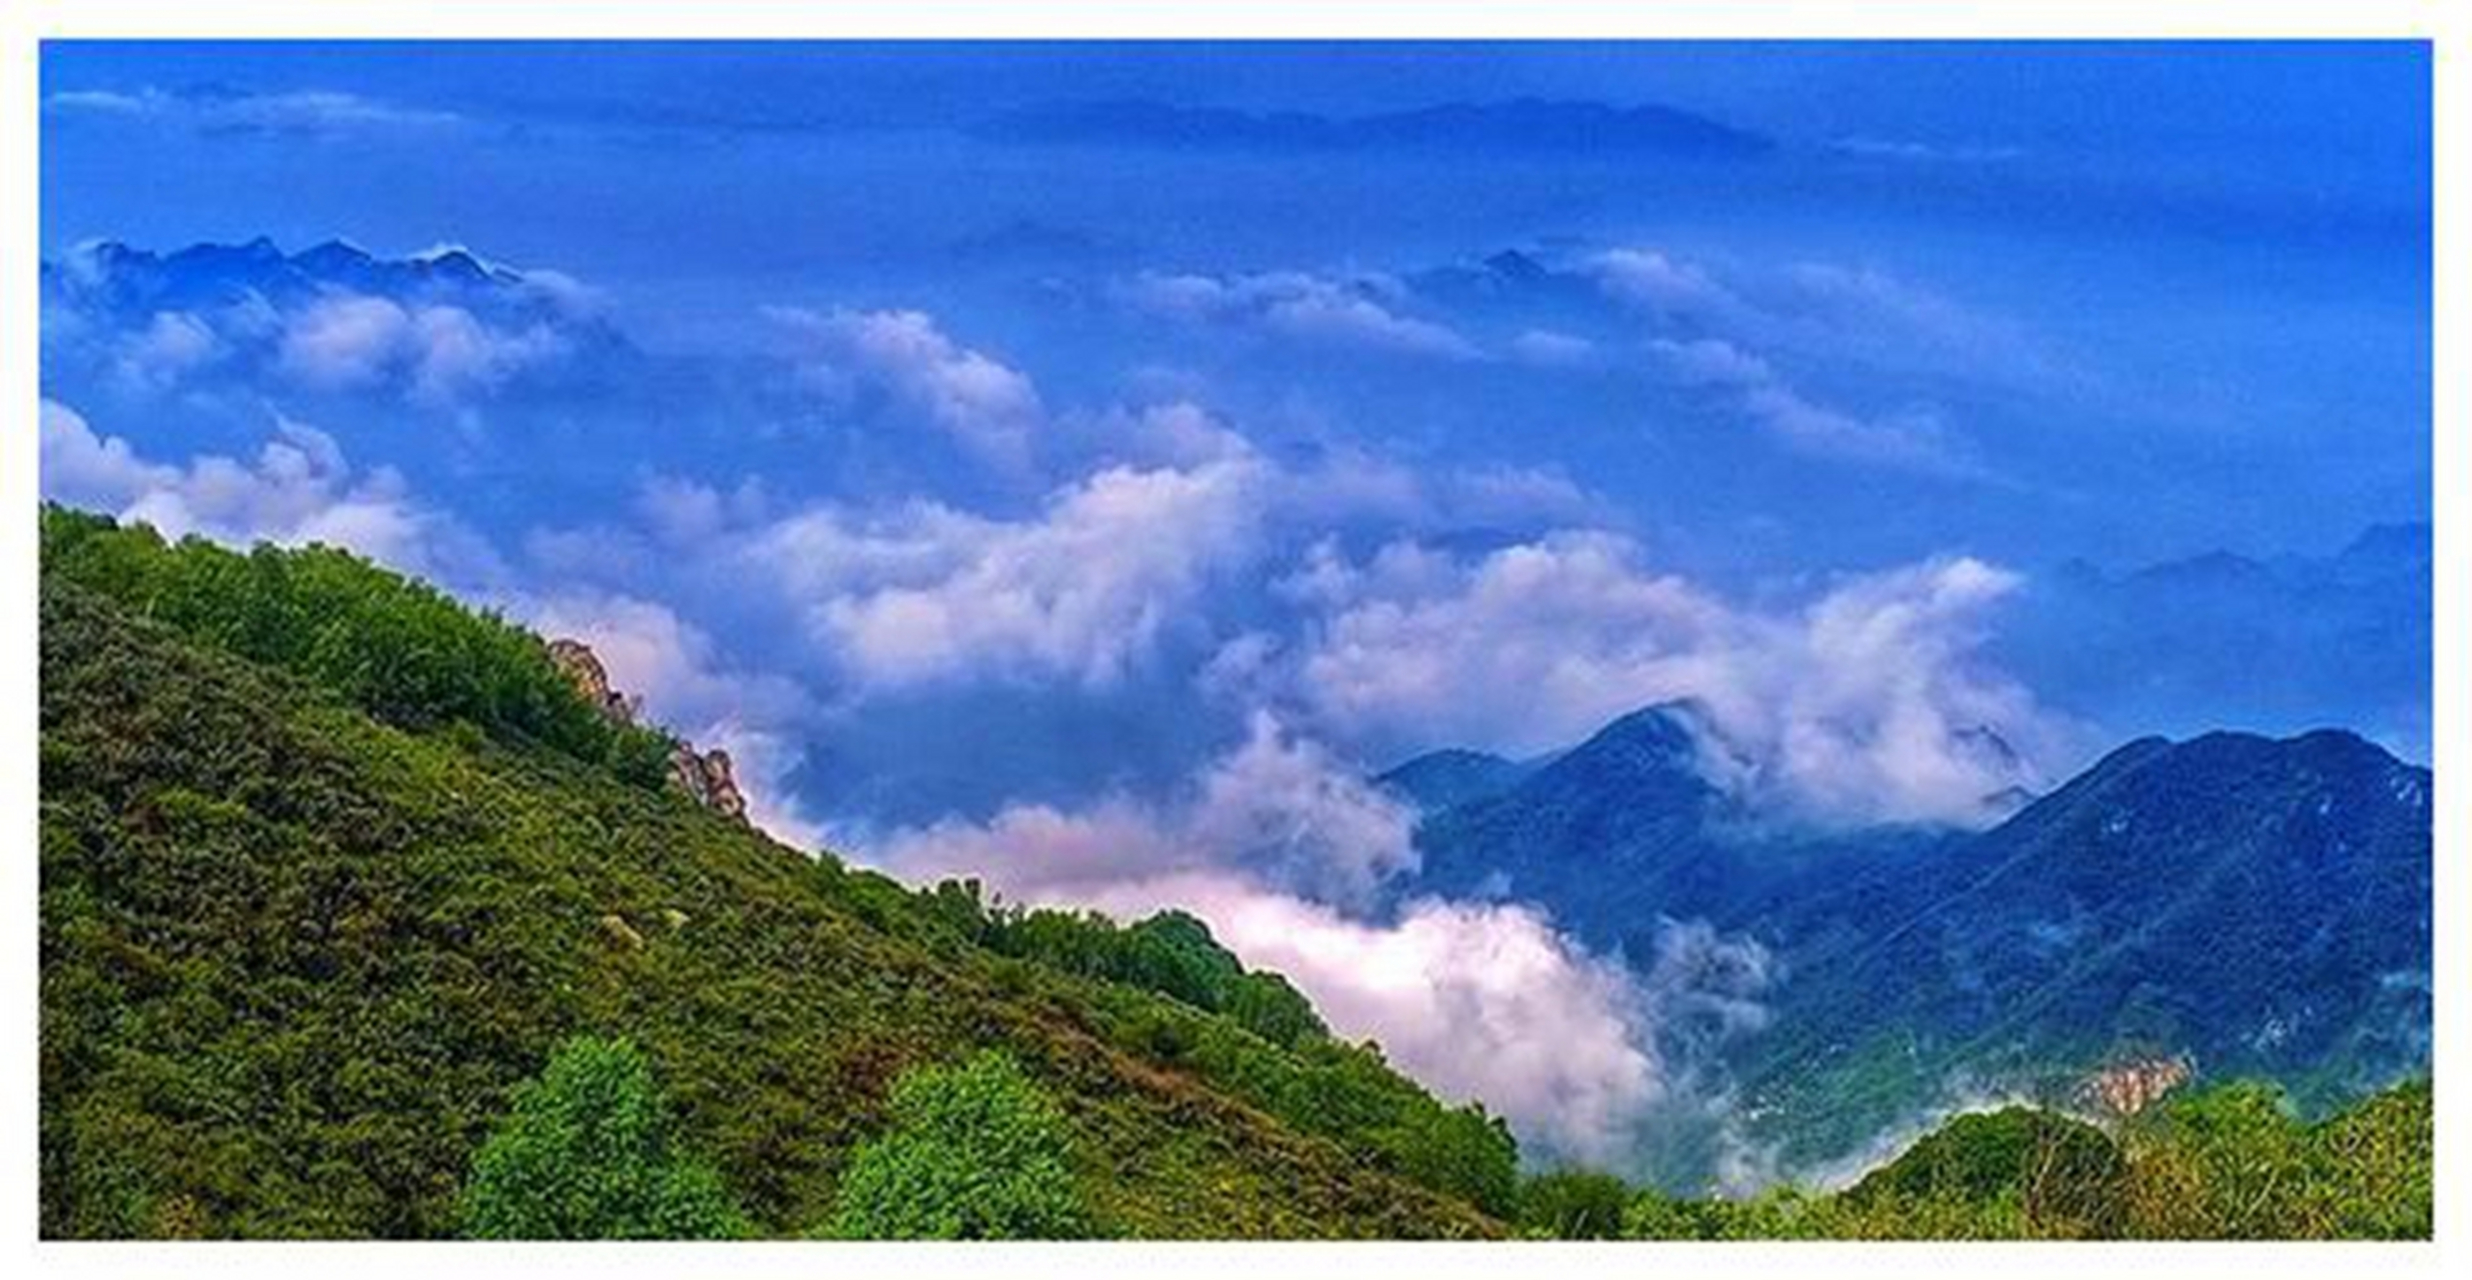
[39, 510, 1501, 1239]
[1601, 1080, 2430, 1241]
[1514, 1169, 1632, 1239]
[903, 878, 1520, 1217]
[34, 508, 2433, 1241]
[2116, 1078, 2433, 1239]
[829, 1050, 1089, 1239]
[925, 884, 1328, 1049]
[461, 1037, 748, 1239]
[38, 506, 675, 787]
[1835, 1106, 2127, 1238]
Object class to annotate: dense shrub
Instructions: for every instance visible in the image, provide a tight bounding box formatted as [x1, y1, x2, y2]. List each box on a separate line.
[461, 1037, 747, 1239]
[828, 1051, 1090, 1240]
[1516, 1169, 1632, 1239]
[896, 881, 1527, 1212]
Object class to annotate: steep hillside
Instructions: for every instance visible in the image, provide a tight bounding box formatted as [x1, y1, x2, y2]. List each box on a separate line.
[38, 511, 1509, 1240]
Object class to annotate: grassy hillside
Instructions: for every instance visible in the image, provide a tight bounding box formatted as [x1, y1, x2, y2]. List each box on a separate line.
[38, 509, 1509, 1239]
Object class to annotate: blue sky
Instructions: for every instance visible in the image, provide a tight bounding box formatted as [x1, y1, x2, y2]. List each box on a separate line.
[36, 42, 2432, 1161]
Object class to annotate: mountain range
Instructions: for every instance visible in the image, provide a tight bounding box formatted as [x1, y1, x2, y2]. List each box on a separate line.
[1385, 701, 2432, 1182]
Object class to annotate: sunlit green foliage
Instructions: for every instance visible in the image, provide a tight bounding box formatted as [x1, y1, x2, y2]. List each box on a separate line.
[1834, 1107, 2126, 1239]
[461, 1036, 747, 1239]
[829, 1051, 1090, 1239]
[39, 505, 675, 786]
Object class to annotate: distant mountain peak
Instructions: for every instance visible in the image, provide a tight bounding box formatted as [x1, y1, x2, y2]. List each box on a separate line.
[1587, 699, 1713, 757]
[1482, 248, 1550, 281]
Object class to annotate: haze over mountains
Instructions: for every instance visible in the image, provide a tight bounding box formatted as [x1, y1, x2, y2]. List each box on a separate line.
[38, 43, 2431, 1209]
[37, 230, 2436, 1189]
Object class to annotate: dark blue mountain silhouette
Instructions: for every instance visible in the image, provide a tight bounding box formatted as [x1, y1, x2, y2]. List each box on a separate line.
[1389, 708, 2432, 1183]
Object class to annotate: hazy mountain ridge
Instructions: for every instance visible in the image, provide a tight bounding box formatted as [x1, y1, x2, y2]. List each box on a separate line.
[1998, 522, 2431, 761]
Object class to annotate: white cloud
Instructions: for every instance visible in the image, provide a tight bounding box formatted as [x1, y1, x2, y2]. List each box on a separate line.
[740, 448, 1267, 692]
[1187, 711, 1421, 903]
[1059, 398, 1257, 471]
[1649, 336, 1978, 477]
[1272, 531, 1735, 754]
[1585, 242, 2059, 395]
[43, 85, 462, 136]
[1120, 269, 1481, 360]
[1091, 872, 1664, 1166]
[874, 715, 1672, 1163]
[633, 473, 772, 547]
[1265, 529, 2062, 827]
[772, 307, 1044, 471]
[1588, 248, 1750, 324]
[45, 243, 596, 413]
[110, 311, 223, 391]
[1509, 328, 1598, 367]
[277, 292, 571, 405]
[886, 708, 1413, 906]
[39, 398, 479, 579]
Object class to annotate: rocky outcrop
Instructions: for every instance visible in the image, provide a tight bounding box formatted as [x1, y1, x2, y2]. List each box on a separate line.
[670, 744, 748, 822]
[2083, 1053, 2193, 1119]
[548, 636, 750, 825]
[547, 639, 639, 722]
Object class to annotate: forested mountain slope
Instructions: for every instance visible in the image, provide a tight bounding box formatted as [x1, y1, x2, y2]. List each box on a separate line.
[37, 509, 1510, 1239]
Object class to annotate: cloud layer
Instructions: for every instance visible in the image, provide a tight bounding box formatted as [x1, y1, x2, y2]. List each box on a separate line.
[1258, 530, 2056, 826]
[40, 398, 478, 579]
[33, 229, 2259, 1183]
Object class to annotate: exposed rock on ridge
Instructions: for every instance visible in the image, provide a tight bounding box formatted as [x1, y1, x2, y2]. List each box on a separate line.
[547, 636, 749, 824]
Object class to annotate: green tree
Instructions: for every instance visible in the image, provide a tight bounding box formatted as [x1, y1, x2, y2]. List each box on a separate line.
[1623, 1189, 1739, 1240]
[1841, 1106, 2128, 1238]
[460, 1036, 747, 1239]
[829, 1050, 1091, 1239]
[1516, 1169, 1633, 1238]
